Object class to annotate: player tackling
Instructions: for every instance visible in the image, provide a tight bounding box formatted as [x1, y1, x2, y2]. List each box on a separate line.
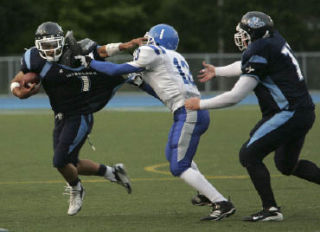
[75, 24, 236, 221]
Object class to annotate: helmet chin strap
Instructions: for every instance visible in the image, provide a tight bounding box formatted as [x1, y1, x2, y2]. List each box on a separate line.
[262, 30, 271, 38]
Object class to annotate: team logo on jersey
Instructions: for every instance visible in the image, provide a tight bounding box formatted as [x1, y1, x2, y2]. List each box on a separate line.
[245, 66, 255, 73]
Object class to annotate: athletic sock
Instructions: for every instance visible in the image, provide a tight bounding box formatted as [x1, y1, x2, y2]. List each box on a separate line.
[246, 163, 277, 208]
[104, 165, 117, 182]
[68, 178, 80, 188]
[180, 168, 227, 203]
[96, 164, 107, 176]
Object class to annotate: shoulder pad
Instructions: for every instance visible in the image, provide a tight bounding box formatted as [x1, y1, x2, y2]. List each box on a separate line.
[64, 31, 82, 55]
[59, 31, 83, 67]
[21, 47, 45, 73]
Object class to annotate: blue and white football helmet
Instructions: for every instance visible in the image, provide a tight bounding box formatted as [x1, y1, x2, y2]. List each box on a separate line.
[146, 24, 179, 50]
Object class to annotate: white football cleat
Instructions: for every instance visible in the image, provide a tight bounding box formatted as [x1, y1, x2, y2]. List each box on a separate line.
[112, 163, 132, 194]
[64, 182, 85, 216]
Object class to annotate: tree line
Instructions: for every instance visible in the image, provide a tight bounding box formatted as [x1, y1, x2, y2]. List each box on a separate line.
[1, 0, 319, 55]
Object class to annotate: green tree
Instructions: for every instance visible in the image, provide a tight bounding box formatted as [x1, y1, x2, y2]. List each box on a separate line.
[1, 0, 319, 55]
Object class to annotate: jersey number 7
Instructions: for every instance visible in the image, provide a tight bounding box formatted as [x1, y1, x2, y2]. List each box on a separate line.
[281, 43, 304, 81]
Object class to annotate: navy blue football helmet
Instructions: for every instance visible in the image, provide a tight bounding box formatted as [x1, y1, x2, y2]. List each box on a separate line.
[146, 24, 179, 50]
[234, 11, 274, 51]
[35, 21, 65, 62]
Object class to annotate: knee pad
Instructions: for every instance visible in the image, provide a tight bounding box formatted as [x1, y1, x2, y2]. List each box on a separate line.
[170, 163, 189, 177]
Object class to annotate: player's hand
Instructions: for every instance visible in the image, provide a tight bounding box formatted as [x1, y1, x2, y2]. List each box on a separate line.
[127, 73, 144, 87]
[74, 55, 92, 68]
[14, 81, 41, 99]
[120, 37, 147, 50]
[197, 61, 216, 83]
[185, 97, 200, 110]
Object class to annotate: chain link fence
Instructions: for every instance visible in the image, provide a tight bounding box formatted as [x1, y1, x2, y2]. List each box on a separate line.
[1, 52, 320, 95]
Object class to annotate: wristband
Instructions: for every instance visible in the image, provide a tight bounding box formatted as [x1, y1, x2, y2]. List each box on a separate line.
[10, 82, 20, 92]
[105, 43, 121, 56]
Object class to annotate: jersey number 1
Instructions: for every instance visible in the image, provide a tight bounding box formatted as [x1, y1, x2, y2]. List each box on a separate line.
[80, 76, 90, 92]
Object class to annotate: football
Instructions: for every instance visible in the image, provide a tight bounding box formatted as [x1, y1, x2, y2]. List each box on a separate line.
[22, 72, 40, 88]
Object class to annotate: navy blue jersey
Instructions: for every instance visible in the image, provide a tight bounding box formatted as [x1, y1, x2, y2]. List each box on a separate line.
[241, 31, 314, 116]
[20, 46, 125, 116]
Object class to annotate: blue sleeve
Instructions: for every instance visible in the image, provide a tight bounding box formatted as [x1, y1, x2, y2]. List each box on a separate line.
[90, 60, 144, 76]
[139, 82, 161, 100]
[21, 48, 46, 74]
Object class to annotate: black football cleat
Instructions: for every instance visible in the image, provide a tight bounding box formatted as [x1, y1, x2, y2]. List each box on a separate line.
[201, 201, 236, 221]
[191, 192, 212, 206]
[243, 206, 283, 222]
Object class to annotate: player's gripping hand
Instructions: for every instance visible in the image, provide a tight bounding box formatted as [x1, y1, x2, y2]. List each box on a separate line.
[185, 97, 200, 110]
[74, 55, 92, 68]
[127, 73, 144, 87]
[13, 81, 41, 99]
[197, 61, 216, 82]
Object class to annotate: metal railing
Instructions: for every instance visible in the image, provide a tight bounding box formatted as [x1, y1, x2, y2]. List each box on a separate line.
[1, 52, 320, 95]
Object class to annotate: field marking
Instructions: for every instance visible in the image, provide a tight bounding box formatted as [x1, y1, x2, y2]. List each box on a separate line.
[0, 162, 282, 185]
[144, 162, 282, 179]
[0, 175, 255, 185]
[0, 178, 180, 185]
[144, 162, 171, 175]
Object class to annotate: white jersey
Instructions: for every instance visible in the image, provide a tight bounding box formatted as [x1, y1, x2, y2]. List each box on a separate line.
[128, 45, 200, 112]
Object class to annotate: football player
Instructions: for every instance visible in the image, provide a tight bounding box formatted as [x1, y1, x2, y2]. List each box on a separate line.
[75, 24, 236, 221]
[185, 11, 320, 221]
[10, 21, 146, 216]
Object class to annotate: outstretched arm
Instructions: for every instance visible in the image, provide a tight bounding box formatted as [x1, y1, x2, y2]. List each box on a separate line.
[91, 60, 144, 76]
[185, 75, 258, 110]
[197, 60, 242, 82]
[75, 55, 144, 76]
[97, 37, 147, 58]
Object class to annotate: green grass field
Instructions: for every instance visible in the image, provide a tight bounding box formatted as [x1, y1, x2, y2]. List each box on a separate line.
[0, 106, 319, 232]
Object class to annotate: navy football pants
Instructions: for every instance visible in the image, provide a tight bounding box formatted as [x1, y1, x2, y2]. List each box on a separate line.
[53, 114, 93, 168]
[239, 109, 315, 208]
[239, 109, 315, 171]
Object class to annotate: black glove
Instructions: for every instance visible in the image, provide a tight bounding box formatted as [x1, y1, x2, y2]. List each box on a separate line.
[74, 55, 92, 68]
